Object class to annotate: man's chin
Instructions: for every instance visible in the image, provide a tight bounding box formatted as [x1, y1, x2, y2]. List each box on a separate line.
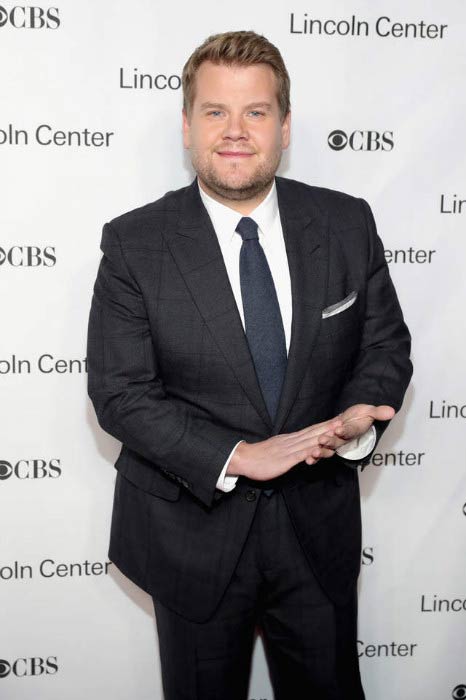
[200, 174, 274, 202]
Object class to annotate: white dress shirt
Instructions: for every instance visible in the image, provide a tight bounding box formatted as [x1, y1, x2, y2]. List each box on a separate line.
[196, 178, 376, 492]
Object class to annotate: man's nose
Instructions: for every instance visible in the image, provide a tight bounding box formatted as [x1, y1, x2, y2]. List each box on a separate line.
[222, 114, 248, 140]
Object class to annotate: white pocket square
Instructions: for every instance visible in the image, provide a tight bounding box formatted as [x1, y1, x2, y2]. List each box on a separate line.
[322, 291, 358, 319]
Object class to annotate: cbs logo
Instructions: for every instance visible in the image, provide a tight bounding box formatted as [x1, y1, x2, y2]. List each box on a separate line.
[0, 246, 56, 266]
[0, 459, 61, 480]
[328, 129, 394, 152]
[453, 686, 466, 700]
[0, 657, 58, 678]
[0, 5, 59, 28]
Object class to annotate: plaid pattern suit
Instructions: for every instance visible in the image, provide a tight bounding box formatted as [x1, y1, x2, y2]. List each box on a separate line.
[87, 175, 412, 624]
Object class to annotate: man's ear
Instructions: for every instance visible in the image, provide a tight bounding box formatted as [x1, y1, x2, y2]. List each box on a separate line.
[182, 108, 191, 149]
[281, 110, 291, 150]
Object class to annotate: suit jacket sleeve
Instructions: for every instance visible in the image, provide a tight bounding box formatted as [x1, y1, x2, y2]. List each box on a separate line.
[87, 221, 246, 509]
[334, 197, 413, 469]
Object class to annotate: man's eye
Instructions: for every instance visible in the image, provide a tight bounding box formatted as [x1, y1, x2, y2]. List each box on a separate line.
[207, 110, 223, 117]
[249, 111, 264, 117]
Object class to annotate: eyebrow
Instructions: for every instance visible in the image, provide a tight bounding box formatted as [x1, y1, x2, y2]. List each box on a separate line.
[199, 101, 273, 110]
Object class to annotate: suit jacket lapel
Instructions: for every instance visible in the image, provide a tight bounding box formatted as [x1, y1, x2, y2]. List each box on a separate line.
[165, 178, 273, 431]
[272, 177, 330, 434]
[164, 176, 329, 436]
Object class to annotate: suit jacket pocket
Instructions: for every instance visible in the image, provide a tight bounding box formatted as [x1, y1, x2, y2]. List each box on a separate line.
[115, 447, 181, 501]
[322, 290, 358, 319]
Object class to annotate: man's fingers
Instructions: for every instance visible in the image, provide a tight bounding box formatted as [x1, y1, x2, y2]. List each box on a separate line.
[305, 446, 335, 464]
[291, 417, 342, 438]
[333, 405, 394, 439]
[318, 433, 347, 450]
[372, 405, 395, 421]
[287, 405, 394, 444]
[293, 441, 336, 464]
[274, 404, 397, 471]
[283, 421, 341, 448]
[341, 405, 395, 425]
[288, 428, 343, 460]
[334, 420, 367, 440]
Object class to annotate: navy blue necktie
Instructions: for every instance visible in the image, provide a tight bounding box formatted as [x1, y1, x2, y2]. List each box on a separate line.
[235, 216, 287, 424]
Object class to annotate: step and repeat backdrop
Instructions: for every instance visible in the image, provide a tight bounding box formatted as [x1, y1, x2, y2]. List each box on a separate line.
[1, 0, 465, 698]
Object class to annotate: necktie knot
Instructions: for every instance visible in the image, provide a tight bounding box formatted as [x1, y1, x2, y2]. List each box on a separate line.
[235, 217, 259, 241]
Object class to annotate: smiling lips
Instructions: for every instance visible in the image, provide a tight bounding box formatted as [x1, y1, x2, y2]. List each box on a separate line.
[216, 150, 255, 157]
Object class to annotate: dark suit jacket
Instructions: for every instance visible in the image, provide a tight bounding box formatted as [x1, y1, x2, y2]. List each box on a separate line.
[87, 175, 412, 623]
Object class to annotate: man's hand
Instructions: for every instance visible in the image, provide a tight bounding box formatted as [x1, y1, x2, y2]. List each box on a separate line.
[333, 404, 395, 441]
[227, 417, 345, 481]
[229, 404, 396, 480]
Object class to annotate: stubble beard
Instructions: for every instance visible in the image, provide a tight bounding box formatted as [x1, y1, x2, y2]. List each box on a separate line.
[192, 150, 282, 202]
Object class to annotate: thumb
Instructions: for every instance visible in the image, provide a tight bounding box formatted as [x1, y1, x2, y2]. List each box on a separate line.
[371, 405, 395, 421]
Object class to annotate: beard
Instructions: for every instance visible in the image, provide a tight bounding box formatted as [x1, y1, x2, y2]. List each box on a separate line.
[190, 148, 282, 202]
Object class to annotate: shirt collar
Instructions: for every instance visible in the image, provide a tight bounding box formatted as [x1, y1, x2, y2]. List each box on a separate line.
[197, 177, 278, 243]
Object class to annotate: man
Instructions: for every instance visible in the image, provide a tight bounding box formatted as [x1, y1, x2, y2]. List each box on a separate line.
[87, 30, 412, 699]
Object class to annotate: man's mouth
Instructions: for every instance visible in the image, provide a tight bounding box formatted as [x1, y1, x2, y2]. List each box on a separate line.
[215, 151, 255, 158]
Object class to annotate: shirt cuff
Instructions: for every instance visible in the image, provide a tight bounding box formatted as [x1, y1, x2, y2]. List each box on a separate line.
[215, 440, 244, 492]
[335, 425, 376, 461]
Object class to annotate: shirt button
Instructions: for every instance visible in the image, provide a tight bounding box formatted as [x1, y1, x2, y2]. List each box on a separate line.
[245, 489, 257, 502]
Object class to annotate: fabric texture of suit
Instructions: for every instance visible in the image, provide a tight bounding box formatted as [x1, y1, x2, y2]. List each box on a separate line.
[86, 175, 412, 623]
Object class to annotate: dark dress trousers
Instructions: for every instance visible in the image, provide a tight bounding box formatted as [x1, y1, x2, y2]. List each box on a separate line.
[86, 176, 412, 693]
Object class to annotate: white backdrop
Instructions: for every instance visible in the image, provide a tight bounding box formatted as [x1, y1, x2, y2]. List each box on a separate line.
[1, 1, 465, 698]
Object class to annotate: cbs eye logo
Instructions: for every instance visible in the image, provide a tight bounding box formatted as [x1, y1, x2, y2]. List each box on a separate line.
[328, 130, 348, 151]
[453, 685, 466, 699]
[0, 461, 12, 480]
[0, 660, 10, 678]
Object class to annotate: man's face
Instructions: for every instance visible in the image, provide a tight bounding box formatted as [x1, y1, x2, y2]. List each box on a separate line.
[182, 61, 290, 204]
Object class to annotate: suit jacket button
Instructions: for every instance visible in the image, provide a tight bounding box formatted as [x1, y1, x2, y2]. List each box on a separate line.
[245, 489, 257, 502]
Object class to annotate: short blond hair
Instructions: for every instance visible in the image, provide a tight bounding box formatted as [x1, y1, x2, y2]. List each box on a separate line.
[182, 30, 291, 122]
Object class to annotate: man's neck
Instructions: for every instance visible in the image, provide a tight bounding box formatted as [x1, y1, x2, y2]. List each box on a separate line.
[197, 177, 274, 215]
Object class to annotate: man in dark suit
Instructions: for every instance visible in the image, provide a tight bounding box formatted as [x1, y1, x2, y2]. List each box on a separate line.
[87, 30, 412, 700]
